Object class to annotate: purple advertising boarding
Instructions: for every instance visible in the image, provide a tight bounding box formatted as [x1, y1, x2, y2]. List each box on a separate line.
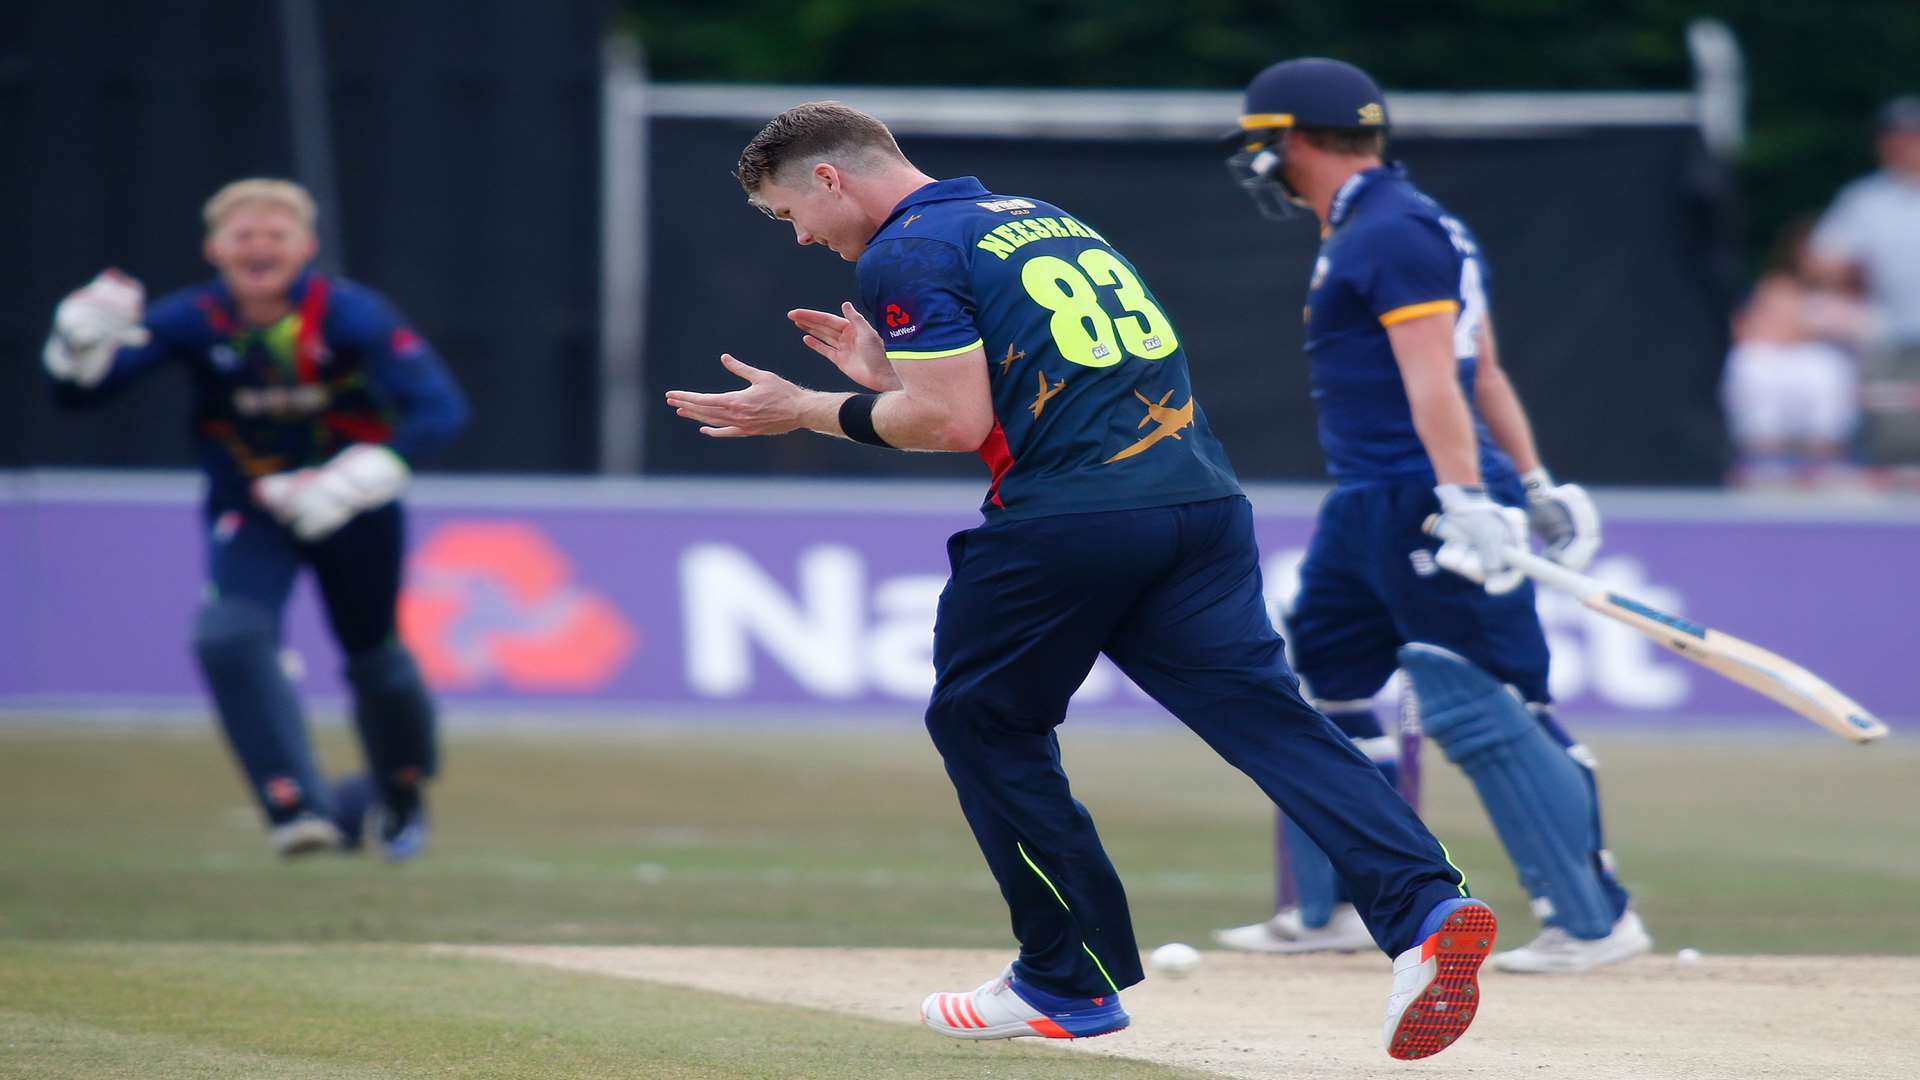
[2, 475, 1913, 729]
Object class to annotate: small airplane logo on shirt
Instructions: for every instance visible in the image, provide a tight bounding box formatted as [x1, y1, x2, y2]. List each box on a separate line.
[1028, 372, 1066, 419]
[901, 214, 923, 230]
[1104, 389, 1195, 463]
[999, 344, 1025, 374]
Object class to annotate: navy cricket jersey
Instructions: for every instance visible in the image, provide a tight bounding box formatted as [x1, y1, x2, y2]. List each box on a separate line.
[1302, 164, 1515, 485]
[857, 177, 1241, 520]
[55, 270, 469, 506]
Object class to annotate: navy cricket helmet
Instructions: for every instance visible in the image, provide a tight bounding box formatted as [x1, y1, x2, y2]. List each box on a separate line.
[1226, 58, 1388, 220]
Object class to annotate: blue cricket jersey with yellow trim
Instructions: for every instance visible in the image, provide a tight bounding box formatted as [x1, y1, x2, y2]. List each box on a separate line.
[857, 177, 1241, 521]
[53, 269, 470, 506]
[1303, 164, 1515, 485]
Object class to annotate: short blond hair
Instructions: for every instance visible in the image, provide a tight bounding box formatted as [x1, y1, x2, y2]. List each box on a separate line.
[735, 101, 907, 194]
[202, 178, 318, 233]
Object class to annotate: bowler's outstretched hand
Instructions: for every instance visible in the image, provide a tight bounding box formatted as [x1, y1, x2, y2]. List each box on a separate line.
[665, 354, 808, 438]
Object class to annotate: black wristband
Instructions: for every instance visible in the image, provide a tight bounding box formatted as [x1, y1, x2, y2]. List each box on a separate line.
[837, 393, 893, 448]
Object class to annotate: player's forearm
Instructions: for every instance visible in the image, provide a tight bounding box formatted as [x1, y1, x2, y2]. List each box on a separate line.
[793, 389, 858, 439]
[46, 340, 164, 408]
[1404, 377, 1482, 486]
[795, 388, 981, 453]
[1474, 361, 1542, 474]
[379, 353, 473, 464]
[874, 390, 974, 450]
[822, 389, 980, 452]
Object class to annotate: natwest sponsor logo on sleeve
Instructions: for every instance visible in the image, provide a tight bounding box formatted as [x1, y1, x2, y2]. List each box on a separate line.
[884, 301, 918, 339]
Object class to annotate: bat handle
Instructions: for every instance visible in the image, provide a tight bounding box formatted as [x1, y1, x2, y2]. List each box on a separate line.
[1421, 512, 1600, 599]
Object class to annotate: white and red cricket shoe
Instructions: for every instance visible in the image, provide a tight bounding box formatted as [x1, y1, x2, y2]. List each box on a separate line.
[1384, 898, 1497, 1060]
[921, 964, 1129, 1041]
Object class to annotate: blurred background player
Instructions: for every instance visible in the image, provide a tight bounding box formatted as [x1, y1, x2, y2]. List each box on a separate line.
[40, 178, 469, 859]
[1214, 59, 1649, 974]
[1806, 96, 1920, 473]
[664, 101, 1496, 1061]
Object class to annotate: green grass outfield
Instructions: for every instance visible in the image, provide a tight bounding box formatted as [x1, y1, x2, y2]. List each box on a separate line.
[3, 721, 1915, 1077]
[0, 941, 1216, 1080]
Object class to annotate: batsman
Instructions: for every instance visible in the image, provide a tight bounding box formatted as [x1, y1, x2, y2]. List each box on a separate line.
[41, 179, 469, 859]
[1213, 58, 1650, 973]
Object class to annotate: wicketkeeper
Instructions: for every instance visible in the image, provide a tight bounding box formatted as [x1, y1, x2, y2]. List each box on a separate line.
[42, 178, 469, 859]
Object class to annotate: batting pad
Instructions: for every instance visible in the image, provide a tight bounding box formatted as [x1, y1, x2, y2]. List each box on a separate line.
[1398, 643, 1615, 939]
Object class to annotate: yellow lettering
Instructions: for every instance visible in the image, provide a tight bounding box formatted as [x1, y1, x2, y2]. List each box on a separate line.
[977, 234, 1017, 260]
[1070, 217, 1107, 243]
[1044, 217, 1073, 238]
[1060, 217, 1091, 239]
[993, 222, 1029, 250]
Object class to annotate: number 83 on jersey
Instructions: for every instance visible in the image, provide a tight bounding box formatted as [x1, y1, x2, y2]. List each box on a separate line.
[1020, 247, 1181, 368]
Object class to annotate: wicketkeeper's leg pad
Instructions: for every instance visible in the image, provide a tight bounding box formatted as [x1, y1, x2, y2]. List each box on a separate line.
[192, 598, 327, 824]
[344, 642, 439, 800]
[1398, 643, 1614, 939]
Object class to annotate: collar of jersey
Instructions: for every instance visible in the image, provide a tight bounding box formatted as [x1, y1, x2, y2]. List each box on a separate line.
[1327, 162, 1406, 230]
[871, 176, 992, 239]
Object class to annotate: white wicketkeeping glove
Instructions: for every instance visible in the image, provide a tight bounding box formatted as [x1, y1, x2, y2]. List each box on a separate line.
[1519, 466, 1601, 571]
[1430, 483, 1528, 595]
[43, 270, 152, 388]
[253, 444, 411, 542]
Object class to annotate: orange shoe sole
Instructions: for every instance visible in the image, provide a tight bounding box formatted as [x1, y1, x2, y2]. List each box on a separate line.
[1388, 903, 1497, 1060]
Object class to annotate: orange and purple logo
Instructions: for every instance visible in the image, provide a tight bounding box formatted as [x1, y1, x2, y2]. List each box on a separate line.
[399, 521, 638, 691]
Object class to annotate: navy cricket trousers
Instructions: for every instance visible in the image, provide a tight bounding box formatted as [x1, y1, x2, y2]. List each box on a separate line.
[203, 500, 406, 654]
[1288, 476, 1552, 705]
[196, 500, 436, 823]
[923, 495, 1468, 998]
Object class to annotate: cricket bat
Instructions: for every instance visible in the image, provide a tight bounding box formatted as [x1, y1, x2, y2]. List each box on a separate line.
[1422, 516, 1889, 743]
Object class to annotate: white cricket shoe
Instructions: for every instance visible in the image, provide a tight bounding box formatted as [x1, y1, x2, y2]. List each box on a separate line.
[270, 814, 343, 857]
[920, 964, 1129, 1041]
[1383, 898, 1497, 1060]
[1491, 909, 1652, 974]
[1212, 903, 1375, 954]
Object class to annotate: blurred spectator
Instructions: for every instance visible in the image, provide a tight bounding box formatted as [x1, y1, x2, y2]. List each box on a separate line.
[1722, 218, 1876, 487]
[1806, 97, 1920, 473]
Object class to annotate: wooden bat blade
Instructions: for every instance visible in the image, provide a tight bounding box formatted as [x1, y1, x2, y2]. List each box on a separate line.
[1417, 515, 1889, 743]
[1591, 591, 1889, 743]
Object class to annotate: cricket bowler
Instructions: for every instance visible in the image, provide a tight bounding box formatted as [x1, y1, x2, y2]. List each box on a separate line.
[665, 101, 1495, 1059]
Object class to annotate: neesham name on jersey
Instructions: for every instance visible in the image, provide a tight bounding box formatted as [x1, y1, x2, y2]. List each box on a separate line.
[974, 213, 1110, 260]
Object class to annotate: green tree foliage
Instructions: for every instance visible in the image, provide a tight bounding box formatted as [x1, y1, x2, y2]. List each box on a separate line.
[626, 0, 1920, 278]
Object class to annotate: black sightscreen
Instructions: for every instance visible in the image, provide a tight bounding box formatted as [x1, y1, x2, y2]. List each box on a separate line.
[1, 0, 605, 475]
[642, 119, 1734, 485]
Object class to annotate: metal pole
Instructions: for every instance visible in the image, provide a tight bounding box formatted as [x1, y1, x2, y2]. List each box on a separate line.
[277, 0, 345, 273]
[599, 35, 648, 474]
[1687, 18, 1747, 159]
